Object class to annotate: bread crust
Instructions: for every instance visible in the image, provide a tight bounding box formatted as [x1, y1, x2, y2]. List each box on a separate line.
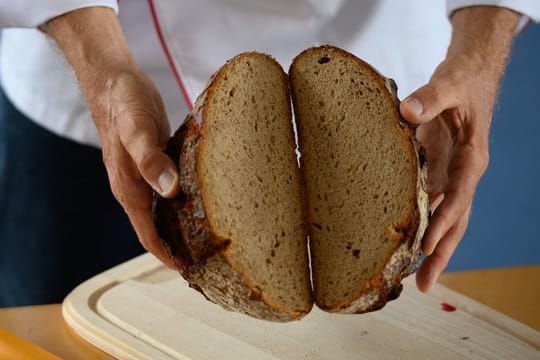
[290, 45, 429, 314]
[154, 47, 428, 320]
[153, 53, 311, 322]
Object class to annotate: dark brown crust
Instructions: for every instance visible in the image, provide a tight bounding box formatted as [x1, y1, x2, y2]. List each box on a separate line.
[289, 45, 429, 314]
[154, 116, 228, 277]
[153, 52, 311, 322]
[153, 117, 230, 279]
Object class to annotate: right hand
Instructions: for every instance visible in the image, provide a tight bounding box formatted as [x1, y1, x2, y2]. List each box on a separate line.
[47, 7, 179, 268]
[91, 68, 180, 268]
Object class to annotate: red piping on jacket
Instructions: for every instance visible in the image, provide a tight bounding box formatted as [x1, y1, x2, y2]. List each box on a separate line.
[147, 0, 194, 110]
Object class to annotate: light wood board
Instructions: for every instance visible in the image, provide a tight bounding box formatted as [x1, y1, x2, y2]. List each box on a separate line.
[62, 254, 540, 359]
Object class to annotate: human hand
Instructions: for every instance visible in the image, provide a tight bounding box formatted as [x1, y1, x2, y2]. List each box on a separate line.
[400, 6, 520, 292]
[92, 68, 180, 268]
[401, 55, 489, 292]
[48, 7, 179, 268]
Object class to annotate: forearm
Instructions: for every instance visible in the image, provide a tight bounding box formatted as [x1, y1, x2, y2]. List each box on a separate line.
[47, 7, 137, 101]
[447, 7, 520, 95]
[45, 6, 178, 267]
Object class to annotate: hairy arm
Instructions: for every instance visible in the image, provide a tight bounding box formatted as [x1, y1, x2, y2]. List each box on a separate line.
[48, 7, 179, 267]
[400, 6, 520, 291]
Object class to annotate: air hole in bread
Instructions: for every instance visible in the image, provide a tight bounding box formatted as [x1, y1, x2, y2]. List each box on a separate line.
[317, 56, 330, 64]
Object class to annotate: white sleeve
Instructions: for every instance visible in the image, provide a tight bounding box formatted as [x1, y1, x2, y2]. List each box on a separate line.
[447, 0, 540, 22]
[0, 0, 118, 28]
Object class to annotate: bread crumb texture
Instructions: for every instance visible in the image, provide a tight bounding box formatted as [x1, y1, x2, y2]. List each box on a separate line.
[290, 46, 421, 311]
[196, 53, 312, 319]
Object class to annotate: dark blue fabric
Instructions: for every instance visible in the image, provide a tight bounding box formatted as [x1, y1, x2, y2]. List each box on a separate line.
[447, 23, 540, 271]
[0, 89, 144, 307]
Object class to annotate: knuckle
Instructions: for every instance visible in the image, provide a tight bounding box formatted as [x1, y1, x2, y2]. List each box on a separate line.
[101, 149, 113, 167]
[109, 176, 126, 206]
[478, 150, 490, 173]
[107, 169, 140, 212]
[430, 250, 450, 270]
[422, 83, 444, 106]
[136, 149, 158, 174]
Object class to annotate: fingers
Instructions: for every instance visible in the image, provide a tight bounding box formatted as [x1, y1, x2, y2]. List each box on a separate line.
[428, 192, 444, 213]
[101, 72, 180, 269]
[400, 80, 462, 125]
[107, 71, 180, 199]
[422, 144, 487, 256]
[416, 207, 471, 292]
[125, 199, 177, 270]
[105, 140, 176, 269]
[115, 111, 180, 199]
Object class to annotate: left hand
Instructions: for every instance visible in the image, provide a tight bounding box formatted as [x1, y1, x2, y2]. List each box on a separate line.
[399, 6, 520, 292]
[400, 54, 492, 292]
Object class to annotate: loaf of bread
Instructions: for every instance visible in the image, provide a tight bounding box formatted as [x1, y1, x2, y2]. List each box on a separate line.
[153, 46, 428, 321]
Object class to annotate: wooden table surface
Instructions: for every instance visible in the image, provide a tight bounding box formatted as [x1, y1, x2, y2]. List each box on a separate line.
[0, 265, 538, 359]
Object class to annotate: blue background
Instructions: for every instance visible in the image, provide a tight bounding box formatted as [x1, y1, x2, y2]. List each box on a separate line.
[447, 23, 540, 271]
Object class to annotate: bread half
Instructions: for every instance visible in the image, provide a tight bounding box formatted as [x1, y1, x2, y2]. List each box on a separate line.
[153, 52, 313, 321]
[289, 46, 428, 313]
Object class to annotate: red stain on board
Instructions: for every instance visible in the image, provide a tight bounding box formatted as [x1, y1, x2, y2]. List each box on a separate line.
[441, 302, 457, 312]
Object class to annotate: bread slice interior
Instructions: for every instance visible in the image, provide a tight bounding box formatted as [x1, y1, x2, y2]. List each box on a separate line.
[290, 46, 424, 312]
[195, 53, 312, 318]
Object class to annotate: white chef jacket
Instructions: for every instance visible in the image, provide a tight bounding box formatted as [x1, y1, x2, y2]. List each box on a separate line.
[0, 0, 538, 148]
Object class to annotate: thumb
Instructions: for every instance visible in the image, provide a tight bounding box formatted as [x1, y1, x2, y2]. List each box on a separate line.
[400, 80, 461, 125]
[123, 132, 180, 198]
[137, 147, 180, 198]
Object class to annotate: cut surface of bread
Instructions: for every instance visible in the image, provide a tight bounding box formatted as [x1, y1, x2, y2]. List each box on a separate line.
[153, 52, 313, 322]
[154, 46, 428, 321]
[289, 46, 428, 313]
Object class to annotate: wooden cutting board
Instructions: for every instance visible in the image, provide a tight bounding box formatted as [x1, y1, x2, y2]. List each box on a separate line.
[62, 254, 540, 359]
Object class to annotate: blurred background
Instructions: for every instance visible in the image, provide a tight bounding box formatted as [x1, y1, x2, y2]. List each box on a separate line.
[447, 22, 540, 271]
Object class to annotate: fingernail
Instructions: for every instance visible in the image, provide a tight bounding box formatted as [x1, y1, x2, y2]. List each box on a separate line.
[404, 97, 424, 117]
[157, 170, 177, 195]
[423, 241, 435, 256]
